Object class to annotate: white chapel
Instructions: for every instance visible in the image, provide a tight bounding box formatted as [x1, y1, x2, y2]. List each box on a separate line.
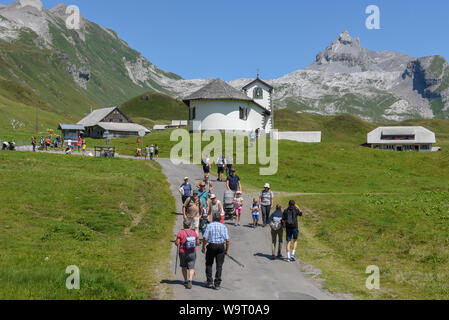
[183, 77, 274, 133]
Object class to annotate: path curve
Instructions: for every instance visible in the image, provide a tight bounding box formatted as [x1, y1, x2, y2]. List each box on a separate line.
[159, 158, 345, 300]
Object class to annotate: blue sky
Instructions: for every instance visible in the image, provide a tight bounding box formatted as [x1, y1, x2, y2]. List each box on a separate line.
[3, 0, 449, 80]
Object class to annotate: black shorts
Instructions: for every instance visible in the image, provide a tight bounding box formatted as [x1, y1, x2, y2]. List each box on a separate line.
[217, 166, 224, 174]
[203, 167, 210, 174]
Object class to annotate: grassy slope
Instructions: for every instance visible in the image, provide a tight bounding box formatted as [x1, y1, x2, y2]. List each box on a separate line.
[120, 91, 188, 121]
[0, 152, 176, 300]
[244, 110, 449, 299]
[0, 80, 71, 142]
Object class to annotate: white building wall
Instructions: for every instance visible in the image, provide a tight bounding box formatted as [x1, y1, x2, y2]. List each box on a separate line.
[244, 82, 271, 111]
[272, 131, 322, 143]
[244, 81, 273, 132]
[190, 100, 265, 132]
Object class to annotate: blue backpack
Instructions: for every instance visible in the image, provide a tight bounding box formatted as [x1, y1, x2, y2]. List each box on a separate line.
[184, 230, 196, 250]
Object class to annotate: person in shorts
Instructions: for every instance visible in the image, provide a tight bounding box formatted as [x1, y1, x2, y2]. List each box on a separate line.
[176, 220, 200, 289]
[154, 144, 160, 159]
[251, 198, 260, 228]
[282, 200, 303, 262]
[183, 190, 203, 236]
[217, 155, 226, 182]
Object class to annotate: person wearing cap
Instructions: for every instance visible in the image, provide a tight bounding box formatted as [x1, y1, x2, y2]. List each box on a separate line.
[208, 194, 225, 224]
[183, 190, 203, 236]
[233, 191, 244, 227]
[259, 183, 274, 227]
[226, 168, 242, 193]
[202, 212, 230, 290]
[180, 177, 192, 205]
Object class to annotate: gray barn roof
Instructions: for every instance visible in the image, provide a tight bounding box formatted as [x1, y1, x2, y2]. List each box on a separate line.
[97, 122, 150, 133]
[77, 107, 117, 127]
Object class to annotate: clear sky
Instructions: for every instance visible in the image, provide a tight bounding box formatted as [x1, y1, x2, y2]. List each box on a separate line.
[2, 0, 449, 80]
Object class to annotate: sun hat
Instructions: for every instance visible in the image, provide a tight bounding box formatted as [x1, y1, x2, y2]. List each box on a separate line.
[210, 194, 217, 199]
[236, 191, 242, 194]
[265, 183, 270, 189]
[193, 190, 199, 195]
[199, 181, 206, 187]
[184, 177, 189, 180]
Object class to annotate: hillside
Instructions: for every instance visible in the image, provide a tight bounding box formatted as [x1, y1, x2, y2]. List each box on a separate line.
[0, 76, 70, 142]
[0, 1, 182, 119]
[120, 91, 188, 122]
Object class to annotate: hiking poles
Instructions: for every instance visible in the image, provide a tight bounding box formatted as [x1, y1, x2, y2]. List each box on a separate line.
[174, 238, 179, 275]
[227, 254, 245, 268]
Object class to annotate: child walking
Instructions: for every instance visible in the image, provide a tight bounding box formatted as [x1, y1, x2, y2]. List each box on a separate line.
[251, 198, 260, 228]
[233, 191, 244, 226]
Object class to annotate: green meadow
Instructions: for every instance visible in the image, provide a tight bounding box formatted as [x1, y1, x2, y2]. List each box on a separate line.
[2, 108, 449, 299]
[0, 152, 176, 300]
[109, 110, 449, 299]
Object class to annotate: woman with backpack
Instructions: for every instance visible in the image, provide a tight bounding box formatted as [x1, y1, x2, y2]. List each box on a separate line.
[176, 220, 200, 289]
[268, 205, 284, 260]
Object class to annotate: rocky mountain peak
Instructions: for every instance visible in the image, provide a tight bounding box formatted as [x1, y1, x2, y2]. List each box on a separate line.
[11, 0, 43, 11]
[337, 30, 360, 46]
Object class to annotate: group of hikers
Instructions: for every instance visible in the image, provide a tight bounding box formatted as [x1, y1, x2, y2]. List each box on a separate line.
[31, 135, 87, 154]
[136, 144, 160, 160]
[175, 156, 303, 290]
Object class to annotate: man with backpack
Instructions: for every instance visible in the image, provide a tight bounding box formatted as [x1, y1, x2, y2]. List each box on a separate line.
[282, 200, 303, 262]
[183, 190, 203, 236]
[259, 184, 274, 227]
[268, 205, 284, 260]
[176, 220, 200, 289]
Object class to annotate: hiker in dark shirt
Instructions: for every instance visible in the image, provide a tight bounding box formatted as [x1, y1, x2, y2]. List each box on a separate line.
[282, 200, 303, 263]
[226, 168, 242, 193]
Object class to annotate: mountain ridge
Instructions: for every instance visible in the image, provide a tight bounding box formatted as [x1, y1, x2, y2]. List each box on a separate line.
[0, 1, 448, 124]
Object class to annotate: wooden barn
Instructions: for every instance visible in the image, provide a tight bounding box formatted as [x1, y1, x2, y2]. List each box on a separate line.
[77, 107, 150, 139]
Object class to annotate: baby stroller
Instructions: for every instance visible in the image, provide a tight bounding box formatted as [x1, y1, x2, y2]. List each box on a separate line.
[223, 190, 236, 221]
